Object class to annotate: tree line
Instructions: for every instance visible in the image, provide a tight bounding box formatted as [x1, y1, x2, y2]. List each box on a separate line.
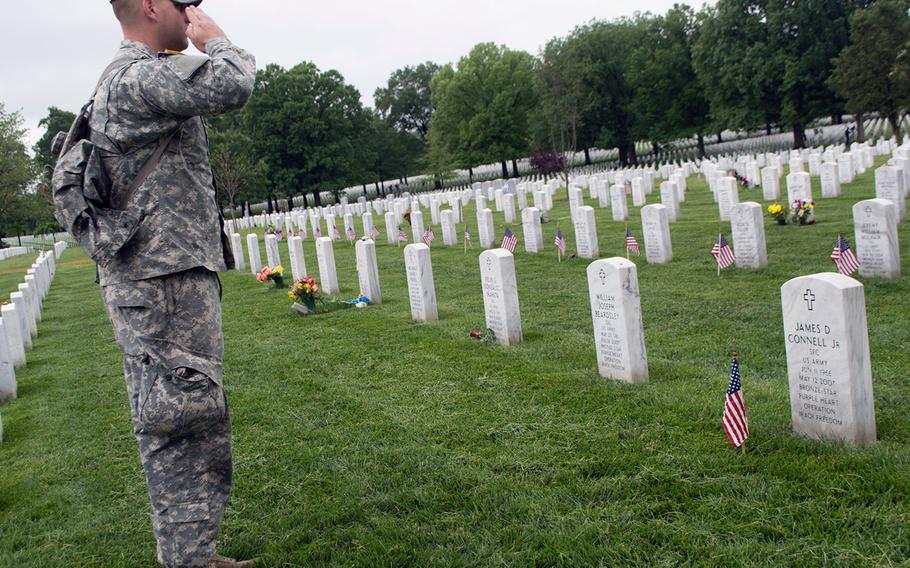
[4, 0, 909, 241]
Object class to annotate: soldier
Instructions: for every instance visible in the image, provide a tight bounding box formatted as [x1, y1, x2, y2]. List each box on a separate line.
[55, 1, 256, 566]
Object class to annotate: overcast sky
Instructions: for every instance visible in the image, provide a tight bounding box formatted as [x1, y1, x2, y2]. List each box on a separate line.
[1, 0, 707, 150]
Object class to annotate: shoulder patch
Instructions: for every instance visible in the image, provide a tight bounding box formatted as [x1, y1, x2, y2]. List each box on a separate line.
[166, 54, 210, 82]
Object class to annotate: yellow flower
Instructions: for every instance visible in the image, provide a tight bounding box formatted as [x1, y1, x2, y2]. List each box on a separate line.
[273, 265, 284, 275]
[287, 291, 296, 300]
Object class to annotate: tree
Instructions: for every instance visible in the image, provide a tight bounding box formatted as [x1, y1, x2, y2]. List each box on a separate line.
[829, 0, 910, 144]
[374, 62, 439, 139]
[0, 103, 40, 243]
[766, 0, 854, 148]
[208, 127, 267, 219]
[33, 107, 76, 174]
[536, 35, 585, 184]
[692, 0, 782, 137]
[242, 63, 373, 206]
[626, 7, 711, 158]
[429, 43, 539, 179]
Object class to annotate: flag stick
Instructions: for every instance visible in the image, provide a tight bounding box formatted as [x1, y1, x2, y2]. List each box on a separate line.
[625, 223, 630, 260]
[716, 228, 722, 277]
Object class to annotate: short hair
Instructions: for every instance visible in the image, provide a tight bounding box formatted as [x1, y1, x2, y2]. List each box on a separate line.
[111, 0, 141, 24]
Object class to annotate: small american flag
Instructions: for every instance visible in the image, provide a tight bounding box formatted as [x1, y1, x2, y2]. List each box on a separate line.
[464, 225, 471, 242]
[500, 227, 517, 253]
[422, 226, 436, 246]
[370, 226, 380, 240]
[398, 225, 408, 242]
[332, 226, 341, 240]
[722, 356, 749, 448]
[711, 232, 735, 270]
[346, 226, 356, 241]
[554, 227, 566, 254]
[830, 233, 860, 276]
[625, 227, 640, 256]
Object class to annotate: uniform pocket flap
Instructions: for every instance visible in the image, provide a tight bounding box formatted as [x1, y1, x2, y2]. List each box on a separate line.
[102, 280, 161, 308]
[162, 501, 210, 524]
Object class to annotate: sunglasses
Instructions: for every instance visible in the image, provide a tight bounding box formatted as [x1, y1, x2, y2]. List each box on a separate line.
[172, 1, 202, 8]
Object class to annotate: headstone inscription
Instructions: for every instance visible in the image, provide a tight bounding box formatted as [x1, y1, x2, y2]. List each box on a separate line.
[781, 273, 876, 446]
[587, 258, 648, 383]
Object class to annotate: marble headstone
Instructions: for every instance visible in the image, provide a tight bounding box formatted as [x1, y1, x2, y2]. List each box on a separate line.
[641, 204, 672, 264]
[264, 234, 282, 268]
[404, 243, 438, 323]
[781, 273, 876, 446]
[315, 237, 339, 294]
[574, 206, 599, 259]
[874, 166, 906, 222]
[479, 249, 522, 346]
[288, 236, 308, 282]
[587, 258, 648, 383]
[230, 233, 245, 271]
[659, 181, 680, 223]
[853, 199, 900, 278]
[730, 202, 768, 269]
[246, 233, 262, 274]
[355, 239, 382, 304]
[521, 207, 543, 253]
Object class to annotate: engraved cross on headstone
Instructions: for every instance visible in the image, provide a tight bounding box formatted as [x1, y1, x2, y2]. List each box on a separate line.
[804, 289, 815, 311]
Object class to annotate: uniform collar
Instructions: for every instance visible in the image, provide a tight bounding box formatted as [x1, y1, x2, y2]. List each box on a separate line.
[118, 40, 157, 59]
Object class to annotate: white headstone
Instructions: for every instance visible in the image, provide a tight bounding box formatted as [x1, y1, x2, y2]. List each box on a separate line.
[761, 167, 781, 201]
[264, 234, 282, 268]
[820, 162, 841, 198]
[787, 171, 813, 204]
[441, 210, 457, 246]
[384, 211, 398, 245]
[404, 244, 438, 323]
[631, 177, 646, 207]
[315, 237, 339, 294]
[230, 233, 245, 271]
[574, 206, 599, 259]
[479, 249, 522, 346]
[478, 209, 495, 249]
[410, 210, 426, 243]
[853, 199, 900, 278]
[717, 177, 739, 221]
[874, 166, 906, 222]
[641, 204, 672, 264]
[781, 273, 876, 445]
[355, 239, 382, 304]
[503, 193, 516, 224]
[659, 181, 680, 223]
[1, 305, 26, 369]
[9, 294, 31, 352]
[730, 202, 768, 269]
[0, 320, 16, 401]
[246, 233, 262, 274]
[521, 207, 543, 253]
[838, 153, 855, 184]
[610, 185, 628, 221]
[288, 236, 308, 282]
[587, 258, 648, 384]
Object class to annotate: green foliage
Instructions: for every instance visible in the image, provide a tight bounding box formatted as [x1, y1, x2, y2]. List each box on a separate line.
[829, 0, 910, 143]
[692, 0, 782, 133]
[374, 62, 439, 139]
[428, 43, 539, 169]
[626, 7, 710, 146]
[32, 106, 76, 176]
[0, 103, 41, 239]
[207, 122, 268, 216]
[242, 63, 374, 199]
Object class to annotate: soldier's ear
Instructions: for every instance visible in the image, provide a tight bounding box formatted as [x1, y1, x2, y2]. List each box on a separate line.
[141, 0, 158, 21]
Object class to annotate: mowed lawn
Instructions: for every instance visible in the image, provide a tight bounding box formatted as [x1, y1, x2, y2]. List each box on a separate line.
[1, 159, 909, 567]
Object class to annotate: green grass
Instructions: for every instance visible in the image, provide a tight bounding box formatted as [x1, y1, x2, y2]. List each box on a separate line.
[0, 251, 42, 301]
[1, 158, 909, 566]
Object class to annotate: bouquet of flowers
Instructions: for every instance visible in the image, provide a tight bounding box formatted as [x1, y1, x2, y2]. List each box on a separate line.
[288, 276, 320, 310]
[790, 199, 815, 225]
[730, 169, 753, 188]
[767, 202, 787, 224]
[403, 211, 412, 226]
[256, 265, 284, 288]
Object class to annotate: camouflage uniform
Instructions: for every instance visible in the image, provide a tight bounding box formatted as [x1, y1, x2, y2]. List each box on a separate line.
[64, 38, 254, 567]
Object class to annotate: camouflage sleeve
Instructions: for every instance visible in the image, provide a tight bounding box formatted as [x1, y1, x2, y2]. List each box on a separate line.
[135, 37, 256, 118]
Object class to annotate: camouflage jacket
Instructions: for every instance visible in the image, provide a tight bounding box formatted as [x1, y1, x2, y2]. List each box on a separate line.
[75, 38, 255, 285]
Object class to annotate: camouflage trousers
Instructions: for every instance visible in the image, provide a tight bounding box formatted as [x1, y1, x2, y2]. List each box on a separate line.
[102, 267, 232, 568]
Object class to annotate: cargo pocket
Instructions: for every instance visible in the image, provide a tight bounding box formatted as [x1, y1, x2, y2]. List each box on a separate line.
[162, 501, 211, 524]
[138, 363, 226, 436]
[102, 280, 167, 356]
